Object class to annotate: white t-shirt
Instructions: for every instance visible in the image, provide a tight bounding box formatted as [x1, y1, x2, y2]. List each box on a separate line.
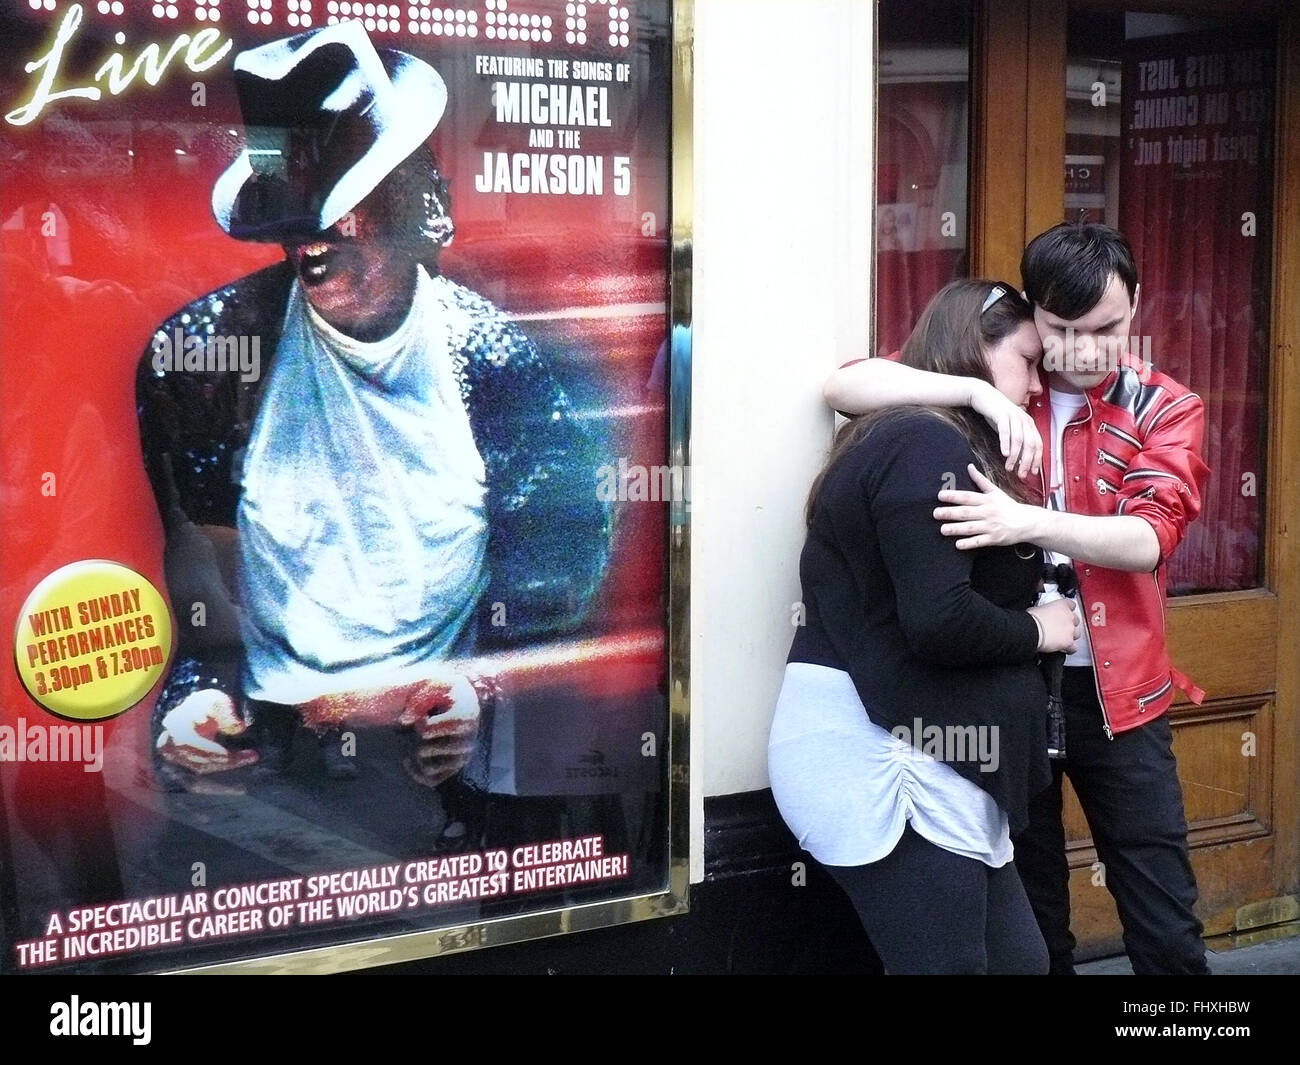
[1043, 388, 1092, 667]
[237, 267, 490, 704]
[768, 662, 1012, 868]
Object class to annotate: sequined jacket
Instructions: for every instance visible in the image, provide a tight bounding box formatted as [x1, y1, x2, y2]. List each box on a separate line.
[136, 260, 612, 734]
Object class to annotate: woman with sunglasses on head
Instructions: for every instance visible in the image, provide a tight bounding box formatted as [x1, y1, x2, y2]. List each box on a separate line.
[768, 280, 1078, 974]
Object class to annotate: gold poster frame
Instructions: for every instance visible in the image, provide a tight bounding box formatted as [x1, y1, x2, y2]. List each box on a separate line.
[161, 0, 695, 976]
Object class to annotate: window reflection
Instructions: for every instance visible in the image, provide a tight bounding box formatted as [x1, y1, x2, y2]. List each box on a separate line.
[1066, 11, 1274, 593]
[876, 0, 971, 356]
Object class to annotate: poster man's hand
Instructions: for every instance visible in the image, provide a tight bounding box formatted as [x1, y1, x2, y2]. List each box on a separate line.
[156, 689, 259, 774]
[397, 672, 481, 789]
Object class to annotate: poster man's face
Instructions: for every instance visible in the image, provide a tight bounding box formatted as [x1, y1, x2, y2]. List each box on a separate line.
[283, 201, 418, 342]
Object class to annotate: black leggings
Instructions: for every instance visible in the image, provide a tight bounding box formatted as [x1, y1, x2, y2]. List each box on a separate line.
[824, 823, 1048, 974]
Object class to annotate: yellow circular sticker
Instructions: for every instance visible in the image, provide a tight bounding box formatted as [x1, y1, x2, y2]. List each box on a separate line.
[14, 560, 173, 721]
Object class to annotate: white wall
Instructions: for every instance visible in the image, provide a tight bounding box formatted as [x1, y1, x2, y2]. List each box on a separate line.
[689, 0, 874, 880]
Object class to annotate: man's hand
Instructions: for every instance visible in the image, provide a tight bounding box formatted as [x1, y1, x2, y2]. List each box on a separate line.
[969, 381, 1042, 480]
[397, 672, 482, 789]
[937, 463, 1162, 570]
[934, 464, 1040, 549]
[293, 668, 485, 787]
[156, 689, 259, 774]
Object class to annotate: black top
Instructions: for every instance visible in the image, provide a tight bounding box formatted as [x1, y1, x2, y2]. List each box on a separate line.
[789, 409, 1050, 834]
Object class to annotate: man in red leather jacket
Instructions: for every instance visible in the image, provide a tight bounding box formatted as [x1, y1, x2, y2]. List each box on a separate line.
[824, 223, 1212, 975]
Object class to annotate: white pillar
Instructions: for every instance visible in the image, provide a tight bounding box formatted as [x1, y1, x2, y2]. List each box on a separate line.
[689, 0, 874, 879]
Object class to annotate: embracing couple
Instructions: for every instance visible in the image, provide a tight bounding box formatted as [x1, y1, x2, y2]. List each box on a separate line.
[769, 222, 1212, 975]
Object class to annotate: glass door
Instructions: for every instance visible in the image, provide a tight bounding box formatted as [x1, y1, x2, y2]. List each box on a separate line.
[1007, 0, 1300, 955]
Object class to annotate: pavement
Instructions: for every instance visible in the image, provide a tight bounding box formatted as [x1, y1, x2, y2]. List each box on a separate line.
[1078, 924, 1300, 975]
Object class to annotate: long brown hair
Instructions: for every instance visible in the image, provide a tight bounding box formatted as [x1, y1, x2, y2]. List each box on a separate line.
[806, 279, 1035, 526]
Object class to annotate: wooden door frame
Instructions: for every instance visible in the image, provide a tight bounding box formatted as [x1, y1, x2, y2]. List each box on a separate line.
[972, 0, 1300, 949]
[1268, 1, 1300, 911]
[971, 0, 1067, 281]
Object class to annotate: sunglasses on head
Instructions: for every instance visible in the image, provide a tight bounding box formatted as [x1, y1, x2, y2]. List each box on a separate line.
[981, 284, 1010, 315]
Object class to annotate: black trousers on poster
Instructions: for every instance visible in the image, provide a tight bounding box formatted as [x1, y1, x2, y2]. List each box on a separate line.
[1012, 666, 1211, 975]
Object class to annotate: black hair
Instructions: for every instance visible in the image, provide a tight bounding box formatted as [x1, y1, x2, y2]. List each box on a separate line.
[1020, 222, 1138, 320]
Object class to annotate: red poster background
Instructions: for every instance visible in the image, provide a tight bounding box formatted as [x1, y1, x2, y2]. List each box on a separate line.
[0, 0, 672, 968]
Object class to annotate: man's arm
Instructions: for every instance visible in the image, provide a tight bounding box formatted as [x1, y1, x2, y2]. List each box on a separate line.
[936, 380, 1209, 575]
[1114, 393, 1210, 565]
[1018, 502, 1159, 572]
[137, 327, 257, 776]
[823, 357, 1042, 478]
[933, 463, 1159, 570]
[824, 357, 984, 413]
[467, 314, 613, 644]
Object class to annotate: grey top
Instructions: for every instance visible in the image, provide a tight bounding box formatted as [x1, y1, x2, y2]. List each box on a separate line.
[768, 662, 1012, 868]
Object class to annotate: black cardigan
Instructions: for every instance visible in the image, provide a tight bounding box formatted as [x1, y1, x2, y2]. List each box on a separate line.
[789, 408, 1050, 834]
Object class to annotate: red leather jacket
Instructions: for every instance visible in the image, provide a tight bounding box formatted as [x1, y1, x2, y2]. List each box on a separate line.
[1030, 355, 1211, 736]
